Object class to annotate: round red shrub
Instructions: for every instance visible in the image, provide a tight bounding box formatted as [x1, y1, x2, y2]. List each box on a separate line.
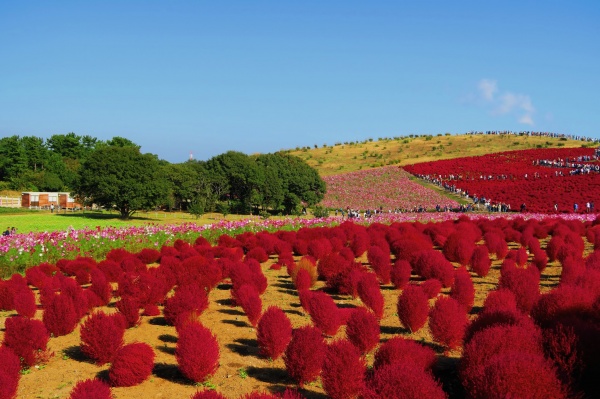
[137, 248, 161, 264]
[284, 325, 326, 386]
[460, 324, 544, 394]
[3, 316, 50, 367]
[483, 231, 508, 260]
[373, 336, 437, 371]
[412, 250, 454, 287]
[176, 322, 220, 383]
[80, 312, 125, 365]
[367, 245, 391, 284]
[97, 260, 122, 283]
[468, 352, 567, 399]
[396, 284, 429, 333]
[60, 277, 89, 319]
[345, 307, 380, 354]
[307, 291, 342, 336]
[542, 323, 584, 388]
[14, 287, 36, 318]
[246, 247, 269, 263]
[43, 293, 79, 336]
[317, 252, 350, 282]
[481, 288, 518, 314]
[89, 269, 111, 306]
[68, 378, 113, 399]
[531, 285, 596, 329]
[429, 296, 468, 351]
[233, 284, 263, 327]
[357, 273, 384, 319]
[443, 232, 476, 266]
[0, 345, 20, 399]
[294, 268, 312, 291]
[546, 236, 565, 262]
[246, 258, 268, 295]
[190, 391, 227, 399]
[163, 284, 209, 327]
[450, 267, 475, 311]
[421, 279, 442, 299]
[108, 343, 155, 387]
[321, 340, 365, 399]
[363, 362, 448, 399]
[257, 306, 292, 360]
[470, 245, 491, 277]
[390, 259, 412, 289]
[115, 297, 140, 328]
[499, 266, 540, 313]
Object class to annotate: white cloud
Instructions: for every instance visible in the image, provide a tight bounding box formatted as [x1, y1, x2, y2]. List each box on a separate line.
[518, 114, 534, 126]
[475, 79, 535, 125]
[478, 79, 497, 101]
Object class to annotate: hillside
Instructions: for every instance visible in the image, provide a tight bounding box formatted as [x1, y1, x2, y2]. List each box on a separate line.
[285, 133, 588, 176]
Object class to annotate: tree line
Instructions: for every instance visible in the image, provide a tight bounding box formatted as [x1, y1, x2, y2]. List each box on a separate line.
[0, 133, 326, 219]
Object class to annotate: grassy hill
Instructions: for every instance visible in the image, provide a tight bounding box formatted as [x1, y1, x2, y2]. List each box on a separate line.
[285, 133, 588, 176]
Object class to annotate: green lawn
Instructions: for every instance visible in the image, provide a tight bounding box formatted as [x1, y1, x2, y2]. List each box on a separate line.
[0, 209, 232, 234]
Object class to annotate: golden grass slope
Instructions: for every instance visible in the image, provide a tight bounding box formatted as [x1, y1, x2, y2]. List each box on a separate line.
[285, 133, 587, 176]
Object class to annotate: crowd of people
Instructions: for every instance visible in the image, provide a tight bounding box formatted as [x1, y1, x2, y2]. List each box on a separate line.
[535, 156, 600, 175]
[466, 130, 600, 143]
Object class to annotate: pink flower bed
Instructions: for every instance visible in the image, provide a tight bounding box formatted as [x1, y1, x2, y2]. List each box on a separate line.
[322, 166, 459, 210]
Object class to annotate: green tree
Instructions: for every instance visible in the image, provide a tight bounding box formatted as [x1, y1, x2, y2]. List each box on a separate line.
[205, 151, 261, 214]
[255, 153, 326, 214]
[73, 146, 168, 219]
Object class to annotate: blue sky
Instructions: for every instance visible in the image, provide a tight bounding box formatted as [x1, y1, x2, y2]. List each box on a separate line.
[1, 1, 598, 163]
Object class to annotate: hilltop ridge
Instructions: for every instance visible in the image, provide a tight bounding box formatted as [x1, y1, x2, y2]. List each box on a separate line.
[285, 133, 588, 176]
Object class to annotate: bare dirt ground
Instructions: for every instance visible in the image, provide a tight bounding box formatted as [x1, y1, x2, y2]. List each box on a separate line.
[0, 241, 570, 399]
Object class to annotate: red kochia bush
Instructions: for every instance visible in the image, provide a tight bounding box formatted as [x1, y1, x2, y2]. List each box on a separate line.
[189, 391, 227, 399]
[429, 296, 468, 351]
[443, 232, 476, 266]
[421, 279, 442, 299]
[484, 230, 508, 260]
[363, 362, 448, 399]
[357, 273, 384, 319]
[14, 287, 37, 318]
[0, 346, 21, 399]
[3, 316, 50, 367]
[373, 336, 437, 371]
[256, 306, 293, 360]
[460, 325, 544, 394]
[176, 322, 220, 382]
[412, 250, 455, 287]
[470, 245, 491, 277]
[321, 340, 366, 399]
[294, 268, 312, 291]
[498, 266, 540, 313]
[43, 293, 79, 336]
[80, 312, 126, 365]
[390, 259, 412, 289]
[307, 291, 342, 336]
[367, 245, 391, 284]
[108, 343, 155, 387]
[345, 307, 380, 354]
[397, 285, 429, 333]
[233, 284, 263, 327]
[68, 378, 113, 399]
[246, 247, 269, 263]
[163, 284, 209, 327]
[450, 267, 475, 311]
[137, 248, 161, 264]
[468, 352, 567, 399]
[284, 326, 326, 386]
[89, 269, 111, 306]
[114, 296, 140, 328]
